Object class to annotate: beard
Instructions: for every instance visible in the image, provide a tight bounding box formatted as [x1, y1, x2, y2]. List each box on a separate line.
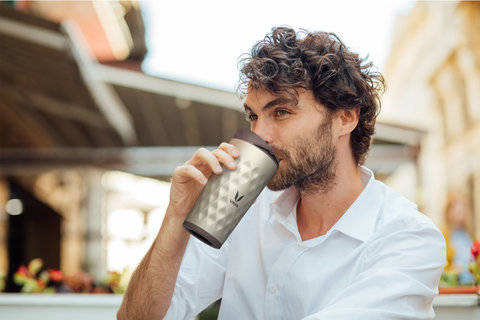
[267, 115, 336, 194]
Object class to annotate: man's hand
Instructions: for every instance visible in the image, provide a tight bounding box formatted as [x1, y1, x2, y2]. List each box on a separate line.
[169, 143, 240, 219]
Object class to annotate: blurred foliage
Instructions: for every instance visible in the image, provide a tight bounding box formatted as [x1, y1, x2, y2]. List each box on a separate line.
[13, 258, 56, 293]
[439, 270, 459, 288]
[440, 240, 480, 288]
[0, 270, 5, 292]
[12, 257, 127, 294]
[198, 299, 221, 320]
[469, 241, 480, 284]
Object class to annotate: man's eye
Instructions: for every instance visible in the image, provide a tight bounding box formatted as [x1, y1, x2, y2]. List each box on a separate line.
[245, 113, 258, 121]
[275, 109, 289, 117]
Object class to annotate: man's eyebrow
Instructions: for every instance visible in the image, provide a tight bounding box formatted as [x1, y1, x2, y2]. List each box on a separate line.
[243, 104, 252, 112]
[243, 97, 296, 112]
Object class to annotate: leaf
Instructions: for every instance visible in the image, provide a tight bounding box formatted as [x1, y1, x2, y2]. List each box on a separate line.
[43, 287, 56, 294]
[28, 258, 43, 276]
[22, 279, 39, 293]
[39, 270, 50, 284]
[13, 273, 27, 285]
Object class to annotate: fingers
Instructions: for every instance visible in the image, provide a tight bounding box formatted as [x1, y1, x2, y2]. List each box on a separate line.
[214, 142, 240, 170]
[212, 149, 236, 171]
[187, 144, 240, 175]
[173, 164, 208, 185]
[188, 148, 223, 174]
[218, 142, 240, 158]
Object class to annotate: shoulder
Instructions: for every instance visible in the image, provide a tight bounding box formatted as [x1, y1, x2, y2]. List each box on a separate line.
[365, 179, 446, 266]
[374, 179, 438, 232]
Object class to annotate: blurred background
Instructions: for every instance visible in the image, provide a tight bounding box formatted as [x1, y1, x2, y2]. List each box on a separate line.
[0, 0, 479, 294]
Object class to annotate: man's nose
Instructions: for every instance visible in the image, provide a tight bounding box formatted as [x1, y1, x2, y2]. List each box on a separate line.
[252, 119, 273, 144]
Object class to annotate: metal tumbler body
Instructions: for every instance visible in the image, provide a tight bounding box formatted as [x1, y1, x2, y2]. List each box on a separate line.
[183, 132, 278, 249]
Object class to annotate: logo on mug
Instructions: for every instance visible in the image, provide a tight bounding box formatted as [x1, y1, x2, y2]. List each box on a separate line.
[230, 191, 244, 208]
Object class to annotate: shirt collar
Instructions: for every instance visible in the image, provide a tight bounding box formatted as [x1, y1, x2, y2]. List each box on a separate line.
[272, 186, 299, 218]
[270, 186, 300, 237]
[333, 166, 382, 242]
[271, 166, 382, 243]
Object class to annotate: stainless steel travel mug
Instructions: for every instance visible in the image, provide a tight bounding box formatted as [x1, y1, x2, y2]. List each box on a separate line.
[183, 128, 279, 249]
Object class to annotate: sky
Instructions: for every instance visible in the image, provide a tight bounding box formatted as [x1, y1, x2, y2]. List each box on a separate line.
[140, 0, 415, 92]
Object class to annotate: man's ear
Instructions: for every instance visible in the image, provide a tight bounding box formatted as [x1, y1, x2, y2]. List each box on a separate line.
[338, 107, 360, 136]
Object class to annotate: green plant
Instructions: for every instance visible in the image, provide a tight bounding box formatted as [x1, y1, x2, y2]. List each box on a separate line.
[13, 258, 56, 293]
[99, 271, 125, 294]
[12, 257, 127, 294]
[439, 270, 459, 288]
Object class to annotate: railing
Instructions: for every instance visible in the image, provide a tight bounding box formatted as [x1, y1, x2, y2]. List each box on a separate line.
[0, 293, 478, 320]
[0, 294, 122, 320]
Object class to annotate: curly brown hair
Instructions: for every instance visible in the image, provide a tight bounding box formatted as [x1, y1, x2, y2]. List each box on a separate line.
[237, 26, 385, 165]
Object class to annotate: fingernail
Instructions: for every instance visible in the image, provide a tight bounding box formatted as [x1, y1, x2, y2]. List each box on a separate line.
[229, 161, 236, 168]
[232, 149, 240, 157]
[215, 165, 222, 173]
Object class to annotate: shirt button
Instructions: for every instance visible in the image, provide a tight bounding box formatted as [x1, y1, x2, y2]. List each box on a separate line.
[270, 285, 279, 294]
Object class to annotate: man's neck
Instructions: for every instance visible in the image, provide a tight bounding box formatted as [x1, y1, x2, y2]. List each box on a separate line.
[296, 163, 365, 241]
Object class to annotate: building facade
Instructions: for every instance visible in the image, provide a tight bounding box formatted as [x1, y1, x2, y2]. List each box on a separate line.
[381, 1, 480, 237]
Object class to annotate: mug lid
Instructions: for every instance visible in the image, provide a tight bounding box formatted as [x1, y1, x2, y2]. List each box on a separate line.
[233, 128, 280, 167]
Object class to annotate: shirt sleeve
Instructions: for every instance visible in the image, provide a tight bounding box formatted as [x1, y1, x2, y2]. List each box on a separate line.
[302, 221, 447, 320]
[164, 236, 229, 320]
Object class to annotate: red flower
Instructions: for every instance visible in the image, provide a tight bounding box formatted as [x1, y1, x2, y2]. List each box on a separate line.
[49, 269, 63, 282]
[471, 241, 480, 259]
[16, 265, 29, 277]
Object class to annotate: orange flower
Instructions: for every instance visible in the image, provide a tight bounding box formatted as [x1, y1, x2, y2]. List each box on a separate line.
[37, 279, 46, 289]
[49, 269, 63, 282]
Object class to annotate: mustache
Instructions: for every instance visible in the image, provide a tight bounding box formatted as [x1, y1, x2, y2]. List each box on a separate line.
[271, 146, 289, 160]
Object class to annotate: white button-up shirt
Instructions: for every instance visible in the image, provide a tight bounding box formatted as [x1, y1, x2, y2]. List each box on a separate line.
[166, 167, 446, 319]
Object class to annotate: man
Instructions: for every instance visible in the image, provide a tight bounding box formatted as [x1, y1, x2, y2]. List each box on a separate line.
[118, 27, 446, 320]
